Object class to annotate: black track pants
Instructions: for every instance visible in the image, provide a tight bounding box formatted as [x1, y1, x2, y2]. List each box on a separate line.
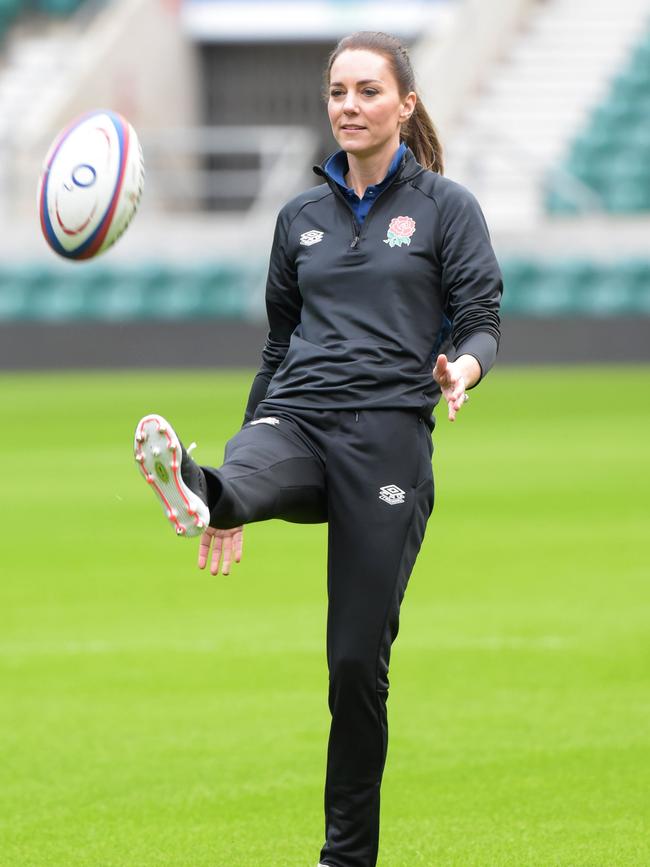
[201, 406, 434, 867]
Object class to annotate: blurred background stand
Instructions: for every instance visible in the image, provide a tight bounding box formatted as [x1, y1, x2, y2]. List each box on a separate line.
[0, 0, 649, 365]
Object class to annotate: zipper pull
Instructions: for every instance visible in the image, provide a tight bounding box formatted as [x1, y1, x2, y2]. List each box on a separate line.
[350, 235, 359, 248]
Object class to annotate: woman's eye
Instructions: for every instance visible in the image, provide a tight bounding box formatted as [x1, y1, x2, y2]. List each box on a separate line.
[330, 90, 344, 98]
[362, 89, 379, 97]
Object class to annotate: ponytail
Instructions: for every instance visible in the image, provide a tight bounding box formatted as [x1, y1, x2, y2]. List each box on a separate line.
[402, 100, 444, 174]
[325, 31, 444, 175]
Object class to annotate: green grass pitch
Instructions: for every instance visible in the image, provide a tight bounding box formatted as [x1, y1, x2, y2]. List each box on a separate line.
[1, 366, 649, 867]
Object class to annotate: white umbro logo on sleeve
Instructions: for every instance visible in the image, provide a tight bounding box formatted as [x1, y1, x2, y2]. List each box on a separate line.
[379, 484, 406, 505]
[300, 229, 324, 246]
[250, 417, 280, 427]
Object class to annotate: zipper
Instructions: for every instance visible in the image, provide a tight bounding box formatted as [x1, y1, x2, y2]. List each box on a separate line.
[313, 159, 417, 251]
[324, 181, 360, 249]
[354, 200, 384, 246]
[336, 184, 389, 250]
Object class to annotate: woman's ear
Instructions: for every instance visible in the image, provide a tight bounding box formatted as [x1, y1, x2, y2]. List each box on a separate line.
[399, 91, 417, 123]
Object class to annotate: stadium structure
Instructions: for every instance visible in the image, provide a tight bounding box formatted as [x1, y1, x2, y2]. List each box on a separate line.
[0, 0, 649, 367]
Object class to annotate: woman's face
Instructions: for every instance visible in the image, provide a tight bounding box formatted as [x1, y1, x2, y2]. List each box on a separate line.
[327, 49, 416, 159]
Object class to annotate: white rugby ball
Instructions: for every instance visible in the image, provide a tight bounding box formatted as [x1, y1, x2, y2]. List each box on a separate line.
[38, 110, 144, 260]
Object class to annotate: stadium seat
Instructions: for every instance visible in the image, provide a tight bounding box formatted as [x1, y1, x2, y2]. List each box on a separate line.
[0, 268, 31, 318]
[586, 268, 639, 316]
[1, 0, 89, 34]
[500, 260, 541, 314]
[603, 180, 650, 213]
[26, 268, 92, 320]
[0, 0, 22, 16]
[0, 0, 21, 41]
[36, 0, 86, 15]
[498, 259, 650, 318]
[197, 264, 256, 317]
[548, 24, 650, 215]
[94, 277, 148, 321]
[543, 184, 580, 216]
[568, 136, 616, 170]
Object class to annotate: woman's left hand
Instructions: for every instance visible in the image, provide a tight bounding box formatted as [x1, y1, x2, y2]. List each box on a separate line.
[433, 353, 480, 422]
[198, 525, 244, 576]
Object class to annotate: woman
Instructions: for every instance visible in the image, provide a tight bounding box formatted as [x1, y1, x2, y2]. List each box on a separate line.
[134, 31, 502, 867]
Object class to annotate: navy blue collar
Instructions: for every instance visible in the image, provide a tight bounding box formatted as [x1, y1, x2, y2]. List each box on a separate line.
[323, 142, 407, 195]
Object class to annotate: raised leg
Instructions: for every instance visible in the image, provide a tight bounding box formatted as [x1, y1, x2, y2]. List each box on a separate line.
[202, 414, 328, 529]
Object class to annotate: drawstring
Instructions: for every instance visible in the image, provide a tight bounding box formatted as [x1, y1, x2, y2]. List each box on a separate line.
[355, 411, 359, 422]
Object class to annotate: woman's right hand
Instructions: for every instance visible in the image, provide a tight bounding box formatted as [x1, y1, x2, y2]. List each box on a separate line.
[198, 526, 244, 576]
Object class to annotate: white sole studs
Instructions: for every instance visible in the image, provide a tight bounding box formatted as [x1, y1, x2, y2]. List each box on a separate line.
[134, 414, 210, 538]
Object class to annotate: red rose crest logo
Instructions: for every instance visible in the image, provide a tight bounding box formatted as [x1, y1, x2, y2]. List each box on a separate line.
[383, 215, 416, 248]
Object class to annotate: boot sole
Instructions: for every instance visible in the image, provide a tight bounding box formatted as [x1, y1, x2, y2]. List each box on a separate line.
[134, 413, 210, 538]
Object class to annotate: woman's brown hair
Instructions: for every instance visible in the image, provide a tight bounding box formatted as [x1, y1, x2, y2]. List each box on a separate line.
[324, 31, 444, 174]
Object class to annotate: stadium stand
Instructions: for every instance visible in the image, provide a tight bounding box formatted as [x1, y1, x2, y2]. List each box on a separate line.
[0, 262, 257, 321]
[0, 0, 21, 40]
[443, 0, 650, 228]
[0, 0, 88, 32]
[1, 257, 649, 322]
[546, 22, 650, 214]
[501, 259, 650, 317]
[39, 0, 89, 13]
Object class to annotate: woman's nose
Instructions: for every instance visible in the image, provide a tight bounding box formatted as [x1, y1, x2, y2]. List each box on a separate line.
[343, 93, 359, 113]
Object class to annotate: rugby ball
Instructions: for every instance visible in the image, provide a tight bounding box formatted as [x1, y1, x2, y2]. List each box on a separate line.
[38, 110, 144, 260]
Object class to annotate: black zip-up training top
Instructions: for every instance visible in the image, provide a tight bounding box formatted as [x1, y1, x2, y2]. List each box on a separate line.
[244, 148, 503, 424]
